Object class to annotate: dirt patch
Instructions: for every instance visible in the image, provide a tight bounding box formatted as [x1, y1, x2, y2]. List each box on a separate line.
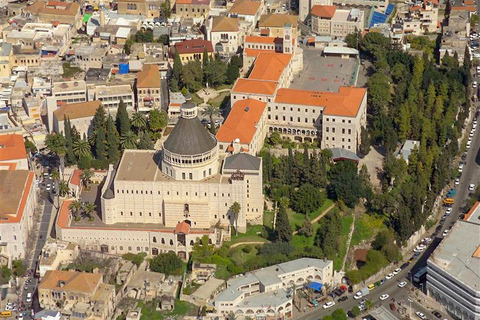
[359, 146, 385, 189]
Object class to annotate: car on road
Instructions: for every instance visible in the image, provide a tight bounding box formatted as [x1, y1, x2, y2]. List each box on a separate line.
[455, 178, 460, 186]
[469, 131, 474, 138]
[414, 246, 425, 253]
[443, 229, 450, 237]
[385, 273, 394, 280]
[459, 162, 464, 172]
[393, 268, 401, 275]
[380, 294, 389, 301]
[18, 314, 23, 320]
[416, 312, 427, 320]
[26, 292, 32, 303]
[400, 262, 409, 270]
[473, 81, 478, 88]
[323, 301, 335, 309]
[445, 208, 452, 215]
[398, 281, 407, 288]
[338, 296, 348, 303]
[469, 184, 475, 191]
[432, 311, 442, 318]
[423, 237, 432, 244]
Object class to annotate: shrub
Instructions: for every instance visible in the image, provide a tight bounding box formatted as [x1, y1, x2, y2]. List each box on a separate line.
[242, 245, 252, 253]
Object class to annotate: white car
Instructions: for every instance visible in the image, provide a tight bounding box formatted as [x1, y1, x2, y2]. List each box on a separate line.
[446, 207, 453, 215]
[380, 294, 389, 301]
[354, 292, 363, 300]
[455, 178, 460, 185]
[46, 184, 51, 191]
[467, 141, 471, 149]
[398, 281, 408, 288]
[459, 163, 464, 172]
[473, 81, 478, 88]
[416, 312, 427, 320]
[423, 237, 432, 244]
[414, 246, 425, 253]
[393, 268, 401, 275]
[469, 184, 475, 191]
[385, 273, 394, 280]
[417, 243, 426, 249]
[469, 131, 474, 138]
[18, 315, 23, 320]
[323, 301, 336, 309]
[443, 229, 450, 237]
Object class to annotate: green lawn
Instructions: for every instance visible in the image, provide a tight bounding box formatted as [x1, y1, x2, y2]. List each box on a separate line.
[229, 244, 259, 265]
[215, 84, 233, 90]
[351, 214, 387, 246]
[138, 300, 196, 320]
[191, 93, 204, 105]
[226, 225, 267, 245]
[208, 91, 230, 108]
[264, 211, 274, 229]
[333, 213, 354, 271]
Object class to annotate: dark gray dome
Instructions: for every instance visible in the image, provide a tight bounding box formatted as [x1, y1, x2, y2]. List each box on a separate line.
[182, 101, 196, 110]
[163, 116, 216, 155]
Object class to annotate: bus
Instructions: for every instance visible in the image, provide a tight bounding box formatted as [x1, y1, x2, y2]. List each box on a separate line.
[413, 266, 427, 283]
[0, 311, 12, 317]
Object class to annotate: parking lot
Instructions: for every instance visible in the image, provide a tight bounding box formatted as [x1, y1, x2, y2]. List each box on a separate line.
[290, 48, 357, 92]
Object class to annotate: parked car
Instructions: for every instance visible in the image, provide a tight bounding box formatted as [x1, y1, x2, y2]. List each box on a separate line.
[443, 229, 450, 237]
[393, 268, 401, 275]
[380, 294, 389, 301]
[385, 273, 394, 280]
[432, 311, 442, 318]
[323, 301, 335, 309]
[416, 312, 427, 320]
[338, 296, 348, 303]
[398, 281, 407, 288]
[469, 184, 475, 191]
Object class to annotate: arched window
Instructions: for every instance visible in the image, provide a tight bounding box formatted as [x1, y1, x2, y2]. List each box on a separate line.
[170, 239, 174, 245]
[161, 238, 165, 244]
[184, 204, 189, 212]
[153, 236, 157, 243]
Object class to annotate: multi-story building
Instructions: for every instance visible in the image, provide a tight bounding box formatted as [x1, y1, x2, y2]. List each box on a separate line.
[259, 14, 299, 39]
[38, 240, 79, 278]
[56, 101, 264, 259]
[117, 0, 163, 17]
[427, 202, 480, 320]
[299, 0, 331, 22]
[213, 258, 334, 318]
[24, 1, 82, 30]
[0, 42, 13, 77]
[70, 45, 108, 70]
[52, 80, 87, 105]
[22, 96, 43, 121]
[310, 5, 364, 37]
[216, 99, 268, 155]
[439, 9, 470, 64]
[0, 169, 36, 267]
[174, 39, 214, 64]
[52, 101, 101, 138]
[207, 16, 240, 55]
[136, 64, 162, 112]
[38, 270, 116, 320]
[399, 0, 439, 35]
[175, 0, 211, 18]
[88, 83, 135, 115]
[228, 0, 264, 27]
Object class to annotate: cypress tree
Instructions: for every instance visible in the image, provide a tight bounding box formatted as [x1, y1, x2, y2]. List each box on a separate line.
[95, 126, 106, 160]
[171, 49, 183, 91]
[106, 115, 120, 163]
[116, 99, 131, 136]
[64, 117, 75, 164]
[275, 203, 292, 243]
[138, 131, 154, 150]
[93, 105, 106, 132]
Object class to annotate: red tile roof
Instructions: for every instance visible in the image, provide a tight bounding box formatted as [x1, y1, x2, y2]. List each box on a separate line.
[70, 169, 82, 186]
[216, 99, 267, 144]
[248, 52, 292, 82]
[232, 78, 278, 95]
[245, 35, 276, 44]
[0, 170, 34, 223]
[274, 87, 367, 117]
[0, 134, 27, 162]
[464, 202, 479, 221]
[310, 5, 336, 18]
[137, 64, 160, 88]
[174, 221, 191, 234]
[174, 39, 213, 55]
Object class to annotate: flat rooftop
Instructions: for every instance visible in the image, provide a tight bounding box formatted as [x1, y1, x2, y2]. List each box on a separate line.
[429, 218, 480, 291]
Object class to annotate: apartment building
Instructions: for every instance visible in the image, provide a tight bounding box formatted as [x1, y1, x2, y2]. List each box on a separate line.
[0, 134, 29, 170]
[38, 270, 116, 320]
[213, 258, 333, 317]
[0, 42, 13, 77]
[88, 84, 135, 115]
[52, 80, 87, 105]
[216, 99, 268, 155]
[259, 14, 299, 39]
[439, 9, 470, 63]
[71, 45, 108, 70]
[38, 240, 79, 278]
[299, 0, 331, 22]
[23, 96, 43, 121]
[0, 169, 36, 267]
[24, 1, 82, 30]
[174, 39, 214, 64]
[53, 101, 101, 138]
[400, 0, 439, 35]
[117, 0, 163, 17]
[12, 46, 40, 68]
[310, 5, 364, 37]
[427, 202, 480, 320]
[136, 64, 162, 112]
[175, 0, 211, 17]
[271, 87, 367, 151]
[207, 16, 240, 55]
[228, 0, 264, 26]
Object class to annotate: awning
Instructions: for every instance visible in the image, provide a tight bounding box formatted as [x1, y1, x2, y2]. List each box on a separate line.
[308, 282, 323, 292]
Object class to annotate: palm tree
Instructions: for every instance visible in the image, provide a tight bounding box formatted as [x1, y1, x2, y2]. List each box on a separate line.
[73, 139, 91, 158]
[120, 131, 138, 149]
[83, 202, 97, 220]
[201, 104, 220, 134]
[131, 112, 147, 133]
[230, 202, 241, 236]
[68, 200, 82, 220]
[80, 169, 93, 189]
[58, 180, 69, 197]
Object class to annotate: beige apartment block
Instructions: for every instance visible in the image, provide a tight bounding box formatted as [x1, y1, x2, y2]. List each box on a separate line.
[53, 101, 101, 138]
[52, 80, 87, 105]
[259, 14, 299, 39]
[208, 16, 240, 55]
[38, 240, 79, 278]
[310, 5, 364, 37]
[88, 83, 135, 115]
[117, 0, 163, 17]
[175, 0, 211, 17]
[136, 64, 162, 112]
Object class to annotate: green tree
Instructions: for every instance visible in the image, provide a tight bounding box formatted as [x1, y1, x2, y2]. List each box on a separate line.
[201, 105, 220, 134]
[290, 184, 324, 214]
[116, 100, 131, 136]
[150, 252, 184, 275]
[149, 109, 168, 132]
[328, 161, 369, 208]
[158, 34, 169, 45]
[226, 63, 239, 84]
[64, 117, 75, 165]
[275, 203, 292, 242]
[69, 200, 82, 220]
[45, 133, 67, 174]
[92, 105, 106, 132]
[205, 58, 227, 87]
[24, 139, 37, 154]
[73, 139, 91, 158]
[94, 127, 106, 160]
[137, 132, 154, 150]
[122, 253, 147, 267]
[332, 308, 347, 320]
[351, 306, 361, 317]
[345, 31, 360, 49]
[131, 112, 147, 133]
[161, 0, 171, 18]
[182, 60, 203, 92]
[83, 202, 96, 219]
[298, 218, 314, 237]
[58, 180, 69, 197]
[120, 131, 138, 149]
[106, 116, 120, 163]
[171, 49, 183, 91]
[230, 202, 241, 236]
[80, 169, 93, 188]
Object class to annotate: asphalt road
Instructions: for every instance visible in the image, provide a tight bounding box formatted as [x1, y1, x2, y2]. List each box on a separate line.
[297, 99, 480, 320]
